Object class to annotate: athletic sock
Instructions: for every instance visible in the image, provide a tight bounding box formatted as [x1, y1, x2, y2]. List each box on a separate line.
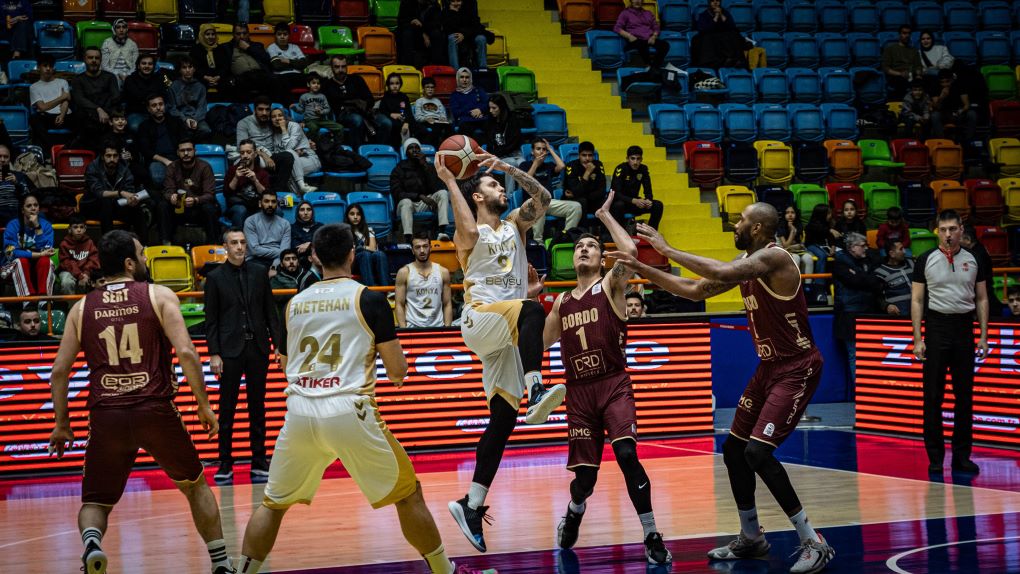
[789, 509, 821, 543]
[638, 511, 657, 537]
[236, 556, 263, 574]
[207, 539, 231, 571]
[423, 544, 455, 574]
[738, 507, 762, 540]
[467, 482, 489, 510]
[81, 527, 103, 550]
[525, 371, 543, 399]
[568, 500, 586, 514]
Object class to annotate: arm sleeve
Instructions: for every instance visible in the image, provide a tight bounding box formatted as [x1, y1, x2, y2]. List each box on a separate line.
[360, 289, 398, 344]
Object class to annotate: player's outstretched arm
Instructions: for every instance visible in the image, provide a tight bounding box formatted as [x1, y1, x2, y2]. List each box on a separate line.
[441, 267, 453, 326]
[607, 250, 738, 301]
[48, 299, 83, 458]
[596, 190, 638, 296]
[635, 222, 779, 284]
[435, 155, 478, 251]
[394, 266, 409, 328]
[543, 293, 564, 350]
[492, 155, 551, 236]
[156, 285, 218, 439]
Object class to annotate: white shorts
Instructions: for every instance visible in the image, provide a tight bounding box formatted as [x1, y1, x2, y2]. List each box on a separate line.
[461, 300, 526, 407]
[262, 394, 418, 510]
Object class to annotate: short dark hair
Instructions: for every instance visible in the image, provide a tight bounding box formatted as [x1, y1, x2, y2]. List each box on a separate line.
[1007, 286, 1020, 299]
[531, 135, 546, 145]
[254, 95, 272, 108]
[177, 55, 193, 68]
[306, 72, 322, 83]
[177, 138, 195, 150]
[938, 69, 955, 81]
[579, 141, 595, 154]
[100, 138, 121, 155]
[83, 46, 101, 56]
[274, 22, 289, 34]
[238, 138, 256, 150]
[313, 223, 355, 268]
[886, 206, 902, 220]
[330, 54, 348, 66]
[109, 106, 127, 118]
[98, 230, 140, 277]
[573, 232, 604, 255]
[938, 209, 962, 226]
[68, 214, 86, 226]
[885, 239, 904, 254]
[16, 304, 39, 322]
[37, 54, 56, 67]
[961, 224, 977, 243]
[627, 145, 642, 157]
[146, 92, 164, 105]
[261, 189, 277, 200]
[422, 77, 436, 87]
[222, 226, 244, 243]
[412, 230, 431, 242]
[899, 24, 911, 33]
[280, 248, 298, 260]
[625, 292, 645, 305]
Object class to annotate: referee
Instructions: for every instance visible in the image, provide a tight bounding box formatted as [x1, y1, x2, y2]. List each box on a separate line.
[911, 209, 989, 476]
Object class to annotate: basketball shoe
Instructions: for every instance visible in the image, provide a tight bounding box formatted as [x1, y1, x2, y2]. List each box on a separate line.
[212, 566, 236, 574]
[556, 506, 584, 549]
[644, 532, 672, 565]
[449, 496, 491, 552]
[525, 383, 566, 424]
[214, 462, 233, 485]
[707, 527, 771, 560]
[81, 540, 107, 574]
[789, 533, 835, 574]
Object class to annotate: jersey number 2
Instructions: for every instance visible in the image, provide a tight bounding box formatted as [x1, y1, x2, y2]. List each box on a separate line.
[299, 333, 343, 372]
[98, 323, 144, 366]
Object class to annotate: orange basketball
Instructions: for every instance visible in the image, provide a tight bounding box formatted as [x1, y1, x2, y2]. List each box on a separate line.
[437, 135, 485, 179]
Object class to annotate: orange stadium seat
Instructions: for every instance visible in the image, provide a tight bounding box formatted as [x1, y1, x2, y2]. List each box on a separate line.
[348, 64, 384, 98]
[358, 26, 397, 66]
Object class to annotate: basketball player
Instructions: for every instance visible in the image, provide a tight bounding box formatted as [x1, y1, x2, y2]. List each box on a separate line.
[609, 205, 836, 573]
[434, 152, 566, 552]
[48, 230, 234, 574]
[235, 224, 491, 574]
[542, 191, 671, 565]
[395, 232, 453, 328]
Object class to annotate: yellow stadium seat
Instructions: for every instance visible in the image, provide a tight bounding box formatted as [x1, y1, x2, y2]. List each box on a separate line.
[148, 249, 195, 292]
[140, 0, 177, 23]
[212, 22, 234, 46]
[998, 177, 1020, 223]
[716, 185, 756, 225]
[754, 140, 793, 185]
[991, 138, 1020, 177]
[487, 29, 509, 67]
[262, 0, 295, 24]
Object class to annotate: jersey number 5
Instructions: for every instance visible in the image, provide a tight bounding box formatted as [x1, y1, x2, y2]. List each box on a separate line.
[299, 333, 343, 372]
[98, 323, 144, 366]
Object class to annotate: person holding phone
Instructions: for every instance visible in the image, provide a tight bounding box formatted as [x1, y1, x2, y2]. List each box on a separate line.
[224, 139, 270, 228]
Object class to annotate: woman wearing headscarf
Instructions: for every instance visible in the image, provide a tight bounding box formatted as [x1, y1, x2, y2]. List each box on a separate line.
[190, 23, 228, 98]
[448, 67, 488, 140]
[101, 19, 138, 84]
[917, 30, 954, 94]
[0, 0, 33, 60]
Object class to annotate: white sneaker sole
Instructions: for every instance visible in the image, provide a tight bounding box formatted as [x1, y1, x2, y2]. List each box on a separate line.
[448, 500, 486, 553]
[84, 549, 108, 574]
[790, 547, 835, 574]
[525, 384, 566, 424]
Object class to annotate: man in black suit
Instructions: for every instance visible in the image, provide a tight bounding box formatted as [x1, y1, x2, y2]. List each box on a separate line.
[205, 227, 282, 485]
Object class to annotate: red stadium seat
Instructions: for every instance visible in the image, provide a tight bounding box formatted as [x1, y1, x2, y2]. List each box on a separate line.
[966, 178, 1005, 225]
[128, 21, 159, 57]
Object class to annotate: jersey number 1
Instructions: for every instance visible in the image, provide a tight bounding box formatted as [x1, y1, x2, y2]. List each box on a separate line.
[98, 323, 144, 366]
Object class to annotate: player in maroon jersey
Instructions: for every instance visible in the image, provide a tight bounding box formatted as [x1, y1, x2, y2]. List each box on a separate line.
[609, 203, 836, 574]
[542, 191, 671, 566]
[48, 230, 235, 574]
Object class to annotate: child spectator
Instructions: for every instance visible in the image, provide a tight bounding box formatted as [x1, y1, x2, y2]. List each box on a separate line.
[293, 73, 345, 136]
[56, 215, 99, 294]
[900, 80, 931, 138]
[378, 73, 415, 149]
[834, 199, 866, 248]
[412, 77, 452, 146]
[804, 204, 837, 285]
[876, 206, 912, 257]
[778, 205, 813, 280]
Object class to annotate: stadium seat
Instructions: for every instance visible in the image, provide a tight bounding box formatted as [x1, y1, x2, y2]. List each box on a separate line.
[982, 65, 1017, 100]
[815, 34, 851, 69]
[821, 103, 858, 141]
[194, 144, 226, 192]
[977, 32, 1011, 66]
[295, 0, 332, 24]
[0, 106, 29, 145]
[756, 184, 793, 213]
[723, 0, 754, 32]
[991, 138, 1020, 177]
[901, 182, 936, 226]
[753, 68, 789, 104]
[930, 180, 970, 220]
[724, 142, 760, 185]
[370, 0, 400, 28]
[261, 0, 294, 23]
[347, 190, 392, 237]
[786, 0, 816, 34]
[39, 308, 67, 335]
[862, 182, 901, 225]
[34, 21, 75, 61]
[649, 103, 688, 147]
[660, 0, 692, 32]
[720, 103, 756, 143]
[824, 139, 863, 182]
[943, 32, 978, 66]
[717, 185, 756, 225]
[910, 227, 939, 253]
[791, 183, 829, 222]
[191, 245, 226, 279]
[684, 103, 723, 143]
[76, 20, 112, 49]
[382, 64, 423, 99]
[979, 0, 1012, 32]
[751, 32, 786, 69]
[307, 195, 347, 224]
[531, 103, 569, 145]
[966, 178, 1005, 225]
[53, 146, 95, 191]
[358, 26, 397, 66]
[335, 0, 371, 28]
[785, 33, 818, 69]
[127, 21, 159, 57]
[102, 0, 139, 20]
[146, 246, 194, 291]
[7, 60, 36, 85]
[559, 0, 595, 36]
[683, 140, 724, 189]
[54, 60, 85, 75]
[860, 139, 905, 171]
[850, 68, 887, 107]
[348, 65, 384, 98]
[358, 145, 400, 192]
[818, 67, 854, 105]
[1000, 177, 1020, 223]
[427, 240, 459, 274]
[318, 26, 364, 58]
[422, 65, 456, 103]
[586, 30, 626, 71]
[753, 104, 791, 143]
[617, 67, 661, 107]
[497, 66, 538, 101]
[140, 0, 177, 22]
[288, 24, 320, 57]
[815, 0, 848, 34]
[753, 0, 786, 33]
[788, 103, 824, 143]
[991, 100, 1020, 138]
[594, 0, 625, 28]
[549, 243, 577, 281]
[977, 225, 1010, 265]
[826, 183, 866, 219]
[755, 140, 794, 185]
[787, 68, 821, 104]
[926, 139, 964, 180]
[244, 23, 275, 48]
[719, 68, 754, 104]
[876, 1, 910, 31]
[160, 23, 196, 57]
[486, 29, 510, 68]
[891, 139, 930, 181]
[794, 142, 830, 183]
[847, 0, 879, 33]
[910, 1, 943, 32]
[847, 33, 881, 68]
[660, 31, 690, 68]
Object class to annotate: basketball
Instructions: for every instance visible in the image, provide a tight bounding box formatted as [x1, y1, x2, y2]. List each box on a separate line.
[437, 135, 484, 179]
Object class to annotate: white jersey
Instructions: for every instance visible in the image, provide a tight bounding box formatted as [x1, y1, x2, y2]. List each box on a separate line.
[404, 262, 444, 328]
[284, 278, 378, 398]
[461, 221, 528, 307]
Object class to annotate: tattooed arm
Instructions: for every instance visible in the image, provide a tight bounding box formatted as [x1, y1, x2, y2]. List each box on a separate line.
[596, 190, 638, 303]
[606, 251, 738, 301]
[471, 155, 551, 237]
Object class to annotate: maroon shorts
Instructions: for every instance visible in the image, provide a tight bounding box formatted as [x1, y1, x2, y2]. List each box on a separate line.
[83, 399, 204, 506]
[566, 372, 637, 469]
[730, 347, 823, 448]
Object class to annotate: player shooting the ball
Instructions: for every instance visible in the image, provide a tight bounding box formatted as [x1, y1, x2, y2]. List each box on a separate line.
[434, 149, 566, 553]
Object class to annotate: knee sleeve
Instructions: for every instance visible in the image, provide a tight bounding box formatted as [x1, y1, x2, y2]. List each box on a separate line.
[744, 439, 802, 515]
[722, 435, 747, 469]
[612, 439, 642, 476]
[570, 466, 598, 503]
[742, 440, 775, 472]
[516, 300, 545, 373]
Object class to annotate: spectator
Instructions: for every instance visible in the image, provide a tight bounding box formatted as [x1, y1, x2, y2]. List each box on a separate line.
[918, 30, 953, 94]
[778, 205, 813, 280]
[874, 239, 914, 317]
[244, 190, 291, 269]
[610, 145, 663, 230]
[626, 291, 647, 318]
[290, 200, 322, 267]
[0, 0, 32, 59]
[805, 204, 837, 285]
[617, 0, 669, 70]
[267, 22, 310, 97]
[412, 77, 452, 146]
[0, 144, 32, 226]
[191, 23, 228, 97]
[101, 19, 137, 84]
[521, 137, 579, 243]
[99, 107, 149, 186]
[222, 23, 274, 100]
[900, 80, 932, 139]
[8, 305, 55, 342]
[692, 0, 744, 69]
[237, 96, 297, 193]
[882, 25, 924, 100]
[378, 73, 415, 149]
[321, 55, 391, 146]
[167, 56, 212, 141]
[442, 0, 490, 70]
[877, 206, 912, 257]
[298, 250, 322, 292]
[269, 108, 319, 194]
[224, 139, 270, 228]
[158, 139, 220, 245]
[931, 69, 977, 142]
[29, 54, 73, 156]
[55, 215, 99, 295]
[448, 67, 488, 140]
[293, 73, 344, 136]
[269, 248, 311, 313]
[137, 94, 188, 190]
[82, 142, 149, 237]
[390, 138, 451, 243]
[345, 203, 390, 286]
[397, 0, 444, 68]
[834, 199, 866, 248]
[2, 194, 54, 296]
[960, 224, 1003, 318]
[563, 141, 606, 219]
[833, 231, 883, 378]
[70, 47, 121, 144]
[1005, 286, 1020, 318]
[484, 93, 522, 162]
[394, 232, 452, 327]
[121, 53, 173, 133]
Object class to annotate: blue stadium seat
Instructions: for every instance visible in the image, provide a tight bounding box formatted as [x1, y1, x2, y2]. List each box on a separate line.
[586, 30, 626, 71]
[684, 103, 724, 143]
[0, 106, 29, 144]
[818, 67, 854, 104]
[876, 1, 910, 31]
[788, 103, 825, 143]
[786, 0, 817, 34]
[719, 68, 755, 104]
[1012, 32, 1020, 67]
[34, 21, 75, 61]
[660, 0, 692, 32]
[753, 67, 789, 104]
[943, 1, 979, 32]
[978, 1, 1011, 31]
[753, 103, 791, 142]
[649, 103, 688, 148]
[719, 103, 756, 143]
[660, 31, 690, 68]
[850, 67, 887, 106]
[977, 31, 1011, 66]
[943, 32, 978, 66]
[195, 144, 226, 192]
[751, 32, 786, 69]
[787, 68, 821, 104]
[617, 67, 663, 107]
[815, 0, 848, 34]
[358, 145, 400, 192]
[54, 60, 85, 75]
[822, 103, 859, 140]
[723, 0, 754, 32]
[847, 0, 879, 33]
[848, 33, 881, 68]
[753, 0, 786, 33]
[910, 1, 943, 32]
[346, 191, 392, 237]
[7, 60, 35, 84]
[531, 103, 569, 145]
[815, 33, 851, 69]
[307, 196, 347, 224]
[876, 31, 900, 52]
[785, 32, 818, 69]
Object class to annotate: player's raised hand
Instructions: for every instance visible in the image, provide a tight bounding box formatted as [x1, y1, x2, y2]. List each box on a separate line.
[606, 250, 640, 269]
[636, 223, 669, 254]
[434, 154, 457, 183]
[197, 404, 219, 439]
[48, 425, 73, 459]
[527, 264, 546, 298]
[596, 190, 616, 220]
[476, 152, 505, 174]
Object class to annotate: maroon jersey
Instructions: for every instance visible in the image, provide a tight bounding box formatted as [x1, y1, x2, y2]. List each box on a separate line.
[80, 281, 177, 408]
[557, 281, 628, 383]
[738, 244, 815, 361]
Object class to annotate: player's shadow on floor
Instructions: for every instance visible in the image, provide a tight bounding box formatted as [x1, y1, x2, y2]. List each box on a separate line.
[556, 549, 674, 574]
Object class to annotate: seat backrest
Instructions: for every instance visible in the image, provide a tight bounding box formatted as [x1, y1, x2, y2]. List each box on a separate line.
[382, 64, 423, 100]
[191, 245, 227, 277]
[7, 60, 37, 83]
[359, 26, 397, 66]
[128, 21, 159, 53]
[318, 25, 355, 50]
[348, 64, 385, 98]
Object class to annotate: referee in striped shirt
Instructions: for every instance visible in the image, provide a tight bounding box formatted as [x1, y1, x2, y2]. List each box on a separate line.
[911, 209, 989, 476]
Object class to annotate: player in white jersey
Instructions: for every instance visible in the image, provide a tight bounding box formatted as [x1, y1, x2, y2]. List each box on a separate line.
[396, 232, 452, 328]
[434, 152, 567, 553]
[236, 224, 493, 574]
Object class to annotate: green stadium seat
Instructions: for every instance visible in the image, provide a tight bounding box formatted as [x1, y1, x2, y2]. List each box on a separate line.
[497, 66, 538, 101]
[317, 26, 365, 58]
[861, 181, 901, 228]
[180, 303, 206, 329]
[790, 183, 828, 225]
[76, 20, 112, 49]
[549, 243, 577, 281]
[910, 228, 939, 254]
[859, 139, 905, 169]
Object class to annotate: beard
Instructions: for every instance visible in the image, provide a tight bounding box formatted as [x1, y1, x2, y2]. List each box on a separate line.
[734, 228, 752, 250]
[262, 206, 277, 217]
[132, 261, 150, 282]
[486, 195, 506, 214]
